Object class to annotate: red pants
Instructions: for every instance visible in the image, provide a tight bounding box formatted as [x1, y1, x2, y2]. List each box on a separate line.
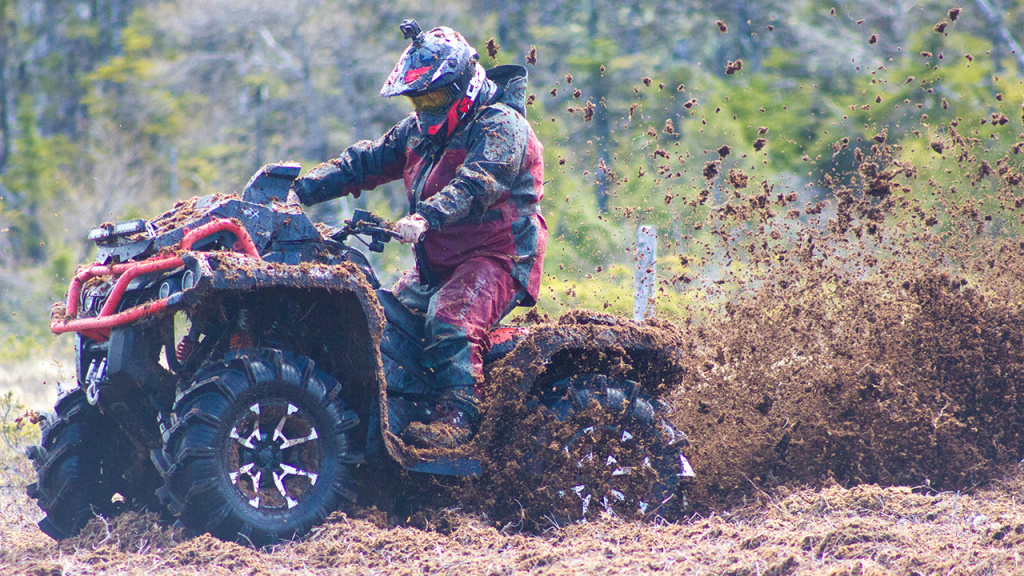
[393, 256, 523, 414]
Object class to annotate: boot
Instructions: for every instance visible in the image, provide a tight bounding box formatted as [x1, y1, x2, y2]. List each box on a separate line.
[403, 397, 478, 450]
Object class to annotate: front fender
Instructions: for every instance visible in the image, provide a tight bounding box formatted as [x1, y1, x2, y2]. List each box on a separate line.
[177, 252, 371, 296]
[174, 253, 420, 467]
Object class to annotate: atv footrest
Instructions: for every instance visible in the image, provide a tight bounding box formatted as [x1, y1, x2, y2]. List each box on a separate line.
[408, 458, 481, 477]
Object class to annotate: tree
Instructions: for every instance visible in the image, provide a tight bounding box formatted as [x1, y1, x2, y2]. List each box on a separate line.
[0, 0, 10, 172]
[1, 95, 60, 263]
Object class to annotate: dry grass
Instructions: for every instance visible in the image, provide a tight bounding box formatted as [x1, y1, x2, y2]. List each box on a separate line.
[0, 357, 65, 412]
[1, 452, 1022, 575]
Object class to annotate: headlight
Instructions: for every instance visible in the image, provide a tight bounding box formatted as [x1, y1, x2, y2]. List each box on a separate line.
[113, 219, 148, 235]
[159, 278, 182, 299]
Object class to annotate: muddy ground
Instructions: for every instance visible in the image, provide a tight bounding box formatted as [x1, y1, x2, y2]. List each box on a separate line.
[6, 15, 1024, 573]
[3, 470, 1024, 575]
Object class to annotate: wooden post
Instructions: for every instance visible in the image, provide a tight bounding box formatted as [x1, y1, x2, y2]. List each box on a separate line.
[634, 225, 656, 321]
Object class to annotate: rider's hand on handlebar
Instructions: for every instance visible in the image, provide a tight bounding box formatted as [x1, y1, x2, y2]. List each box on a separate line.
[394, 214, 429, 244]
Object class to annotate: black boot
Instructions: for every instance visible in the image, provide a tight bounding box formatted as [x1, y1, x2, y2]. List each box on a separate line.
[403, 396, 478, 450]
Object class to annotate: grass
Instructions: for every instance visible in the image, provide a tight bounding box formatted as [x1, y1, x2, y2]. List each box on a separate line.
[1, 471, 1023, 574]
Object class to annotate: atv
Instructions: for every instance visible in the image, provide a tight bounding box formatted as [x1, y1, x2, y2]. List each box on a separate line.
[29, 162, 694, 546]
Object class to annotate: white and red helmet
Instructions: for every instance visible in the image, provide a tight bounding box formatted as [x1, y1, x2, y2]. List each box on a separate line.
[381, 20, 487, 140]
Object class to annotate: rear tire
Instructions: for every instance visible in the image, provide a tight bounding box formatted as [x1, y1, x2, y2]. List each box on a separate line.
[156, 348, 361, 547]
[26, 389, 157, 539]
[540, 374, 691, 523]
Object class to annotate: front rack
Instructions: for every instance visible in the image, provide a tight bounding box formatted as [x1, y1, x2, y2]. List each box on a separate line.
[52, 219, 260, 342]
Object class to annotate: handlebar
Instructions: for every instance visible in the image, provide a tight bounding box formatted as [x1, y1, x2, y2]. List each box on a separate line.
[336, 209, 400, 253]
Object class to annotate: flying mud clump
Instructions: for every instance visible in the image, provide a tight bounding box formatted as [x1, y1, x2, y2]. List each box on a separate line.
[650, 123, 1024, 512]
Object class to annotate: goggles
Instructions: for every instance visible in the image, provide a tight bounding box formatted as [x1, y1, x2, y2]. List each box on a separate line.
[407, 89, 453, 115]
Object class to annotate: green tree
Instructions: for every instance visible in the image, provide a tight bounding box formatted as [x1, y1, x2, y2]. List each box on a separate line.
[1, 95, 63, 263]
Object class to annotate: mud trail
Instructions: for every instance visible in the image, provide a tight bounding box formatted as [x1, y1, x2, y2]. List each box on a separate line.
[9, 15, 1024, 576]
[5, 471, 1024, 574]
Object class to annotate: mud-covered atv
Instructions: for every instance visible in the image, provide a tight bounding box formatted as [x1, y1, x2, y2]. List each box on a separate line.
[30, 162, 694, 546]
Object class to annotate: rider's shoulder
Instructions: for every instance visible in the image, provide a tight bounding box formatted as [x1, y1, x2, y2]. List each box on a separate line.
[473, 103, 528, 136]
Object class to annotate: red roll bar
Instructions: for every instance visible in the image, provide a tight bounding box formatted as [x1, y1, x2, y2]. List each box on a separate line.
[52, 219, 260, 342]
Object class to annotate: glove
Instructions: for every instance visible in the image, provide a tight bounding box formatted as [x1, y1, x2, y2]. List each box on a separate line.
[394, 214, 429, 244]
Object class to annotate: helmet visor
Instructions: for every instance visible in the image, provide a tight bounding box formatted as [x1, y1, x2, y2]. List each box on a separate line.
[407, 89, 453, 115]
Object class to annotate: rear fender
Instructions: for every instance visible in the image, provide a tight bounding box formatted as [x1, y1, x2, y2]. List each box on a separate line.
[387, 312, 691, 475]
[482, 311, 687, 401]
[483, 325, 530, 365]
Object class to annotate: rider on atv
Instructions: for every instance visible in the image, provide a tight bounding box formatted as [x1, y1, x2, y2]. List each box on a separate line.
[288, 20, 546, 450]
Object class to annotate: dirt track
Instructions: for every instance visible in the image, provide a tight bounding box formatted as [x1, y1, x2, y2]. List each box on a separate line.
[4, 257, 1023, 574]
[3, 470, 1024, 575]
[6, 13, 1024, 572]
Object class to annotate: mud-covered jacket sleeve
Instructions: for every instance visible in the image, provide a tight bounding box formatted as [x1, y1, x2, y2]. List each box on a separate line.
[416, 105, 529, 230]
[293, 115, 415, 206]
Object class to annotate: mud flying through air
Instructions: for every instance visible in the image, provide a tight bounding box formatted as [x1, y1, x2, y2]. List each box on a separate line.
[26, 133, 1024, 545]
[31, 162, 696, 546]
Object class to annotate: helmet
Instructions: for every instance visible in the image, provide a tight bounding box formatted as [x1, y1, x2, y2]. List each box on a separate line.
[380, 20, 487, 141]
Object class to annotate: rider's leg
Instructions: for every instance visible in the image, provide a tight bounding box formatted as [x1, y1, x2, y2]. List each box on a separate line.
[403, 256, 521, 449]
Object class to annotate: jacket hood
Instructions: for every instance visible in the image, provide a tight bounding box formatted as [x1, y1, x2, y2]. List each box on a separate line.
[484, 65, 529, 115]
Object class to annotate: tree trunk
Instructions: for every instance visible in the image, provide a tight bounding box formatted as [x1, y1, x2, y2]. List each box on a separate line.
[300, 38, 328, 162]
[0, 0, 9, 172]
[973, 0, 1024, 71]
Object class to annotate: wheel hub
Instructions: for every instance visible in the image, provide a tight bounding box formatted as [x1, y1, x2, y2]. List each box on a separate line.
[559, 424, 657, 520]
[251, 442, 282, 470]
[227, 401, 321, 510]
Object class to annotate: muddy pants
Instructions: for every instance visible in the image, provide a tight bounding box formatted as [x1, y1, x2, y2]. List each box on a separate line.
[393, 256, 524, 418]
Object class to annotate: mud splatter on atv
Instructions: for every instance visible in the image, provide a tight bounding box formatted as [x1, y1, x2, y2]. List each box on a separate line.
[30, 163, 693, 545]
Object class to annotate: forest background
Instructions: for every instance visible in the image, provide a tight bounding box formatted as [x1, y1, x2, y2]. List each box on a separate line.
[0, 0, 1021, 403]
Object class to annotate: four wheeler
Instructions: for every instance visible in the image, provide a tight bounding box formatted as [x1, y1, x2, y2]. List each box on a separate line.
[28, 162, 694, 546]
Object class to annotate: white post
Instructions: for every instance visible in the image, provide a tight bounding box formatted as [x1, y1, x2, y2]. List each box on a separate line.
[634, 225, 657, 321]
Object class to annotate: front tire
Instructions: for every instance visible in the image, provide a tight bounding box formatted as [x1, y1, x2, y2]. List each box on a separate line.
[156, 348, 361, 546]
[26, 389, 158, 539]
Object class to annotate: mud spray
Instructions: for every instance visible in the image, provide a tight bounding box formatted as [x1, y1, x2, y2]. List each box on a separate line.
[662, 115, 1024, 512]
[5, 12, 1024, 576]
[458, 118, 1024, 530]
[466, 39, 1024, 531]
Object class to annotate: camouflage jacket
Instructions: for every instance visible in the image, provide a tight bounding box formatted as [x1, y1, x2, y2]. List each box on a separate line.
[294, 65, 546, 305]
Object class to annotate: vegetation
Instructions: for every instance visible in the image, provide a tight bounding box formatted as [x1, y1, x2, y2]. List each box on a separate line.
[0, 0, 1021, 343]
[0, 391, 39, 485]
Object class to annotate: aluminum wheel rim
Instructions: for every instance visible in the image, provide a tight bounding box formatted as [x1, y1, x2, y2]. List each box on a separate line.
[560, 424, 656, 519]
[226, 401, 322, 510]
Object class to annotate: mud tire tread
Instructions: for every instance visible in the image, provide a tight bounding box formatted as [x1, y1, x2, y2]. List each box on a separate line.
[157, 348, 360, 547]
[26, 389, 156, 540]
[545, 374, 687, 523]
